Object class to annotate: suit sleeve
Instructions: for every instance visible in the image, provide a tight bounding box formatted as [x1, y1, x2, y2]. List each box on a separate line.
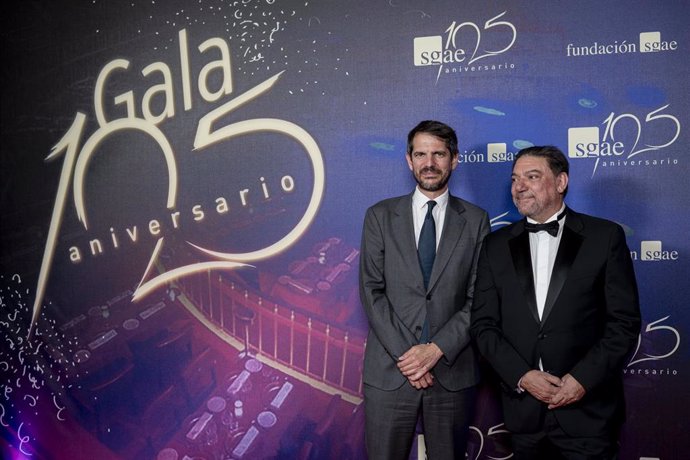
[569, 224, 641, 391]
[470, 238, 533, 388]
[433, 211, 490, 364]
[359, 206, 418, 361]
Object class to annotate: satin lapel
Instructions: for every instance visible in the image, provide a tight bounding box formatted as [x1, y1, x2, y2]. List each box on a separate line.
[541, 213, 584, 324]
[393, 195, 424, 289]
[427, 198, 466, 292]
[509, 225, 540, 324]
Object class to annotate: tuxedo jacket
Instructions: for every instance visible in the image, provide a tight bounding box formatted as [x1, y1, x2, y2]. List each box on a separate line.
[359, 193, 490, 391]
[470, 208, 641, 436]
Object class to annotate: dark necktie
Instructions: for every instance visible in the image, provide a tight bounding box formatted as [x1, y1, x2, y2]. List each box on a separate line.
[418, 200, 437, 289]
[418, 200, 436, 343]
[524, 210, 567, 237]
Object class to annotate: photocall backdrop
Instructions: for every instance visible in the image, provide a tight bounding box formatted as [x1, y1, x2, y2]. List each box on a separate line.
[1, 1, 688, 459]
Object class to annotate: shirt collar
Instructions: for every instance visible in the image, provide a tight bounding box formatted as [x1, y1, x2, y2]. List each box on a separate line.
[412, 187, 449, 210]
[526, 203, 566, 225]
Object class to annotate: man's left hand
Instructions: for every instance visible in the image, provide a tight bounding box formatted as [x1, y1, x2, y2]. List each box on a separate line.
[397, 343, 443, 382]
[548, 373, 586, 409]
[408, 372, 434, 390]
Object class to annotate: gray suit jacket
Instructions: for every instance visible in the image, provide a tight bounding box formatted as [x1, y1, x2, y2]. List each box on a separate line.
[359, 192, 490, 391]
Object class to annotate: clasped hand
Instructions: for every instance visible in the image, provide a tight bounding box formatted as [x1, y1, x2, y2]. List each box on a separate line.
[520, 370, 585, 408]
[397, 343, 443, 389]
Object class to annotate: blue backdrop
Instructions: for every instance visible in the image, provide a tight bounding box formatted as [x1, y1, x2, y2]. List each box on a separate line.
[1, 1, 687, 459]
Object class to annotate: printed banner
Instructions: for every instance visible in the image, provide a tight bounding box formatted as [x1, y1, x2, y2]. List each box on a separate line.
[1, 1, 687, 459]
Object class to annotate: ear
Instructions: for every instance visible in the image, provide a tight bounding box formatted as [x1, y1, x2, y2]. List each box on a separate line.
[451, 153, 459, 170]
[556, 172, 569, 194]
[406, 153, 414, 171]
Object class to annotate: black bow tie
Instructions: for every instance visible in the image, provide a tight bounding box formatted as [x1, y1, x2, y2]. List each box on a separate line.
[524, 210, 566, 237]
[525, 220, 560, 237]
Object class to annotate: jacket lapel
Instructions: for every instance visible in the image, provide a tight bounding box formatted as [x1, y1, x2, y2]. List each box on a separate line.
[541, 210, 584, 324]
[393, 194, 425, 288]
[509, 222, 540, 324]
[427, 197, 466, 292]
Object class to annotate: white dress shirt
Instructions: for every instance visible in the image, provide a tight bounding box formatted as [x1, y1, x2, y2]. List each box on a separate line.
[412, 187, 448, 249]
[525, 204, 566, 373]
[527, 204, 567, 320]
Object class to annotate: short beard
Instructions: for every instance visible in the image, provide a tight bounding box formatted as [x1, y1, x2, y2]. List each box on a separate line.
[416, 167, 451, 192]
[513, 201, 534, 218]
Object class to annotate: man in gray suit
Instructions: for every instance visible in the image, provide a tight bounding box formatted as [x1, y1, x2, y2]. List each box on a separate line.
[359, 120, 490, 459]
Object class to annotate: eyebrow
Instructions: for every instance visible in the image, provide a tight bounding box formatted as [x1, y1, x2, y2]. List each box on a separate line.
[511, 168, 543, 177]
[413, 150, 448, 155]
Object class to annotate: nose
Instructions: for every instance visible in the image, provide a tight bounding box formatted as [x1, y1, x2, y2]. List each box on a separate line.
[512, 177, 527, 192]
[420, 154, 434, 167]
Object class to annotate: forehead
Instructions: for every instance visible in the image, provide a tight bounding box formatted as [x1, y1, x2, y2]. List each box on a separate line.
[512, 155, 551, 174]
[411, 132, 448, 152]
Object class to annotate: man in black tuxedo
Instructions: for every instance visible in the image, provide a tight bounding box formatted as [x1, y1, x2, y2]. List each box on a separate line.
[470, 145, 640, 459]
[360, 120, 490, 459]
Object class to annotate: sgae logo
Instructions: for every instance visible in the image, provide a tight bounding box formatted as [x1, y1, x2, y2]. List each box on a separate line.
[566, 30, 678, 57]
[639, 31, 678, 53]
[639, 240, 679, 262]
[413, 11, 517, 82]
[567, 104, 680, 176]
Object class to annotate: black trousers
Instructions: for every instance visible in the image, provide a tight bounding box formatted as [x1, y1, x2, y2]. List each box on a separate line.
[364, 381, 476, 460]
[511, 411, 619, 460]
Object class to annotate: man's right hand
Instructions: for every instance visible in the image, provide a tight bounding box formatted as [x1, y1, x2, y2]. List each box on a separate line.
[408, 371, 434, 389]
[519, 370, 563, 403]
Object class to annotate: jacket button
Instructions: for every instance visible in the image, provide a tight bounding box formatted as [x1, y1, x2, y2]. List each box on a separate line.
[426, 294, 432, 300]
[538, 333, 546, 339]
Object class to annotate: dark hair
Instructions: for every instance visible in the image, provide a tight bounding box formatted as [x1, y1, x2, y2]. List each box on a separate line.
[407, 120, 458, 156]
[515, 145, 569, 196]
